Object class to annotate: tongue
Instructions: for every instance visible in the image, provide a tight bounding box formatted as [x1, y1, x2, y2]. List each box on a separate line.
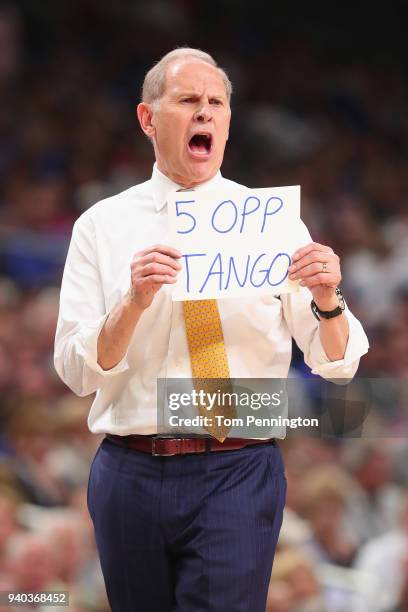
[190, 139, 208, 154]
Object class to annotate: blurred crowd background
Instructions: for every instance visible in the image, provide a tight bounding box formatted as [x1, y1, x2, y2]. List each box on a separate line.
[0, 1, 407, 610]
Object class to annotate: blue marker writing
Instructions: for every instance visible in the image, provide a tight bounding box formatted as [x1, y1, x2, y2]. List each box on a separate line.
[175, 200, 196, 234]
[225, 255, 251, 289]
[267, 253, 291, 286]
[261, 197, 283, 232]
[199, 253, 223, 292]
[240, 196, 261, 233]
[211, 200, 238, 233]
[182, 253, 206, 292]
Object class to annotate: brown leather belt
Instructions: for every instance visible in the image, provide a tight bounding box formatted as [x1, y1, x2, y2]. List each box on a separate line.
[106, 434, 276, 456]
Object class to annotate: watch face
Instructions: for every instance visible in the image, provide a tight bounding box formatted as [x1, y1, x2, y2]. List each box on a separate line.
[335, 288, 346, 310]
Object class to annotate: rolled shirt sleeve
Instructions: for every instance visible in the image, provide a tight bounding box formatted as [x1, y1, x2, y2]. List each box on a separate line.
[281, 286, 369, 380]
[54, 212, 130, 397]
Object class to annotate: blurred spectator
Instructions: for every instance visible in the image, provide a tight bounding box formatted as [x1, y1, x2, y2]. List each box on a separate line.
[354, 492, 408, 611]
[4, 532, 59, 592]
[3, 400, 68, 505]
[342, 440, 405, 543]
[44, 395, 100, 491]
[267, 549, 327, 612]
[298, 466, 358, 567]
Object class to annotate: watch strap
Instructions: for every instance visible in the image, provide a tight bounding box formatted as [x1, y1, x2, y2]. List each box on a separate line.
[311, 288, 345, 321]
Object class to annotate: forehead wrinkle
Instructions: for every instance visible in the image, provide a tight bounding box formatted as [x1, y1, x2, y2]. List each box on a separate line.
[164, 60, 228, 100]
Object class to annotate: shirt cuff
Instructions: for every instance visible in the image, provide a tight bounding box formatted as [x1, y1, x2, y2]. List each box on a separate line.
[78, 313, 130, 376]
[309, 307, 369, 379]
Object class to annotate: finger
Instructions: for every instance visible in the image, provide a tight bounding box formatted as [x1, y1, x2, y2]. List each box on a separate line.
[140, 263, 179, 277]
[289, 262, 330, 280]
[299, 274, 339, 288]
[292, 243, 334, 262]
[147, 275, 178, 284]
[137, 244, 182, 259]
[289, 252, 338, 275]
[142, 252, 182, 270]
[135, 274, 177, 288]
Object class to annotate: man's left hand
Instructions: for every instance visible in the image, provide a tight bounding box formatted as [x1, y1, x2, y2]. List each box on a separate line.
[288, 242, 341, 310]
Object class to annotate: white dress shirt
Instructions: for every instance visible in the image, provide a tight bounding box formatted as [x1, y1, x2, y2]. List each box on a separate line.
[54, 164, 369, 435]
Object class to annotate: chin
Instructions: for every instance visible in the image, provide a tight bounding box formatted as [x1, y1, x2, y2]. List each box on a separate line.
[188, 161, 218, 182]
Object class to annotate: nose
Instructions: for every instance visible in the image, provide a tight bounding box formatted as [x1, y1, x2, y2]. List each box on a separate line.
[194, 104, 212, 123]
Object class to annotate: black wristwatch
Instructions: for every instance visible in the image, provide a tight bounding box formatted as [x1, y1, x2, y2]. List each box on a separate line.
[311, 287, 345, 321]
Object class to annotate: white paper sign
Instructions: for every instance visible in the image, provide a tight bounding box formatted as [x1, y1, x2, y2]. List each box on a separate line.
[168, 185, 306, 301]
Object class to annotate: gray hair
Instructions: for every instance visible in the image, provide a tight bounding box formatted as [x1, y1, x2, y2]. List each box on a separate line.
[142, 47, 232, 108]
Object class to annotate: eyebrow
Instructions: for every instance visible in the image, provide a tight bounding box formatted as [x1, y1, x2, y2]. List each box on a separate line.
[176, 91, 226, 99]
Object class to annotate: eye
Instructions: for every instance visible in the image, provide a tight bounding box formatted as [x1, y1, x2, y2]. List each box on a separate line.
[181, 97, 194, 103]
[210, 99, 223, 106]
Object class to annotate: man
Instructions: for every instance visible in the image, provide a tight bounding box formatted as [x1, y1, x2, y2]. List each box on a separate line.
[54, 48, 368, 612]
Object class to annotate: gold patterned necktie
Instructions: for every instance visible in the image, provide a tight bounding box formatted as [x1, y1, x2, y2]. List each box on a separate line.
[183, 295, 237, 443]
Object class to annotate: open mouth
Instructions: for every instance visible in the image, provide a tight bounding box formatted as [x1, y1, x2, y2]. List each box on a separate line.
[188, 133, 213, 155]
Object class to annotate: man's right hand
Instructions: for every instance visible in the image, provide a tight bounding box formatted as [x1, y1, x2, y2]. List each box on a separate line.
[128, 244, 182, 310]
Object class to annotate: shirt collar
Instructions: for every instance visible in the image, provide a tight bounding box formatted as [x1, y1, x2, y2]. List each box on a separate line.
[151, 162, 224, 212]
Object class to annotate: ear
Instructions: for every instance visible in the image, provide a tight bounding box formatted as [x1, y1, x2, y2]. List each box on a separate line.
[137, 102, 156, 138]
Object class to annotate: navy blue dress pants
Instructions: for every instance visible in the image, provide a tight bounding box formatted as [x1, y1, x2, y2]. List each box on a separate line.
[87, 437, 286, 612]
